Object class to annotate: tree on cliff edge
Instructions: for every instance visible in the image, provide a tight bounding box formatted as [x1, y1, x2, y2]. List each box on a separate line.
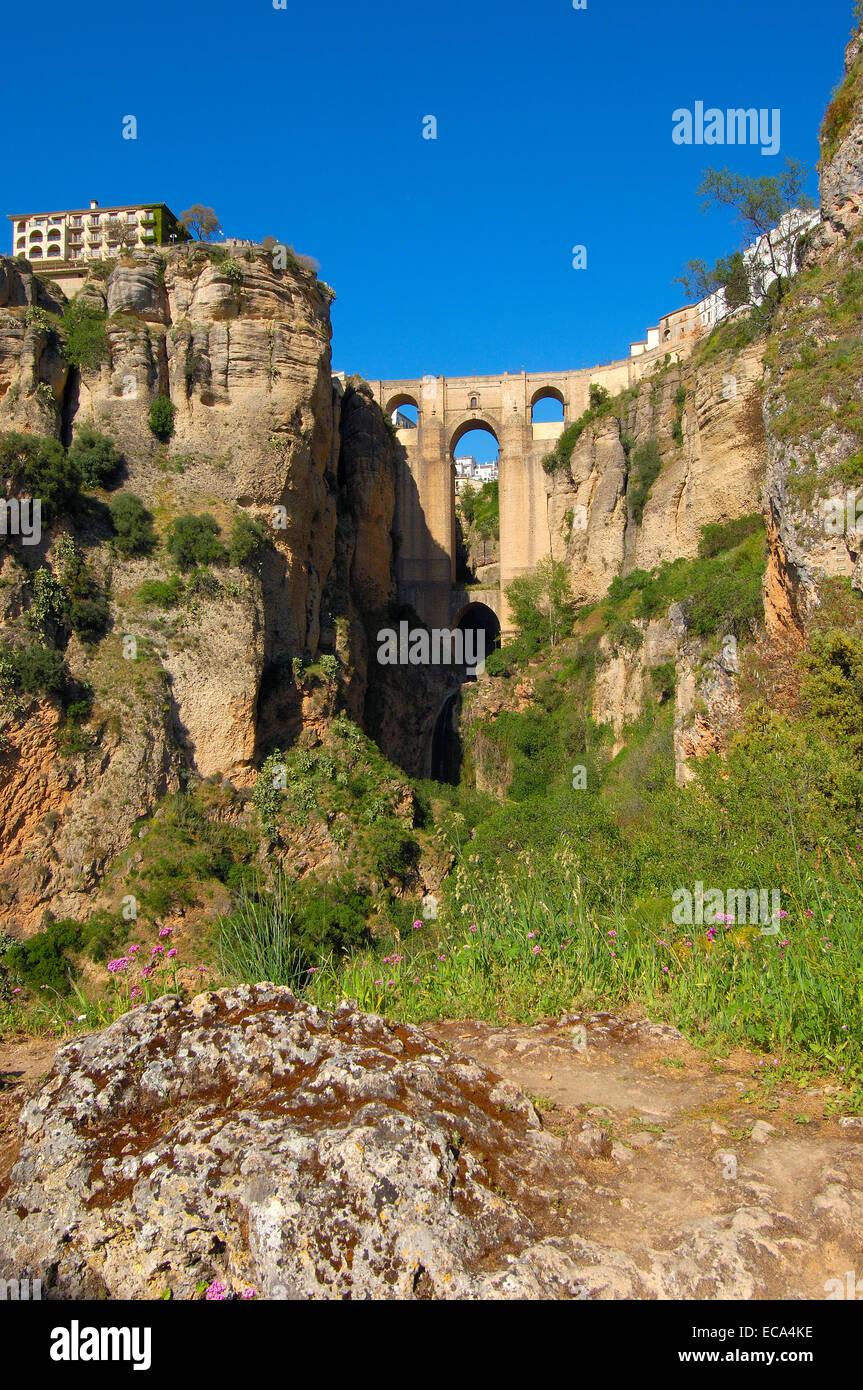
[180, 205, 222, 241]
[676, 157, 814, 314]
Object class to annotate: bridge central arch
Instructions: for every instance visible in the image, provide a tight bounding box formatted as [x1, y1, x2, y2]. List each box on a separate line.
[449, 416, 502, 459]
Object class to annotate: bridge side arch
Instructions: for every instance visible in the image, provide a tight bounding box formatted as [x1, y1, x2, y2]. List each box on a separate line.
[530, 384, 566, 422]
[385, 391, 420, 428]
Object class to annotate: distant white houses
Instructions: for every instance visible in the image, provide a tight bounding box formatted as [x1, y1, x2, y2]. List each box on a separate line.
[630, 207, 819, 357]
[454, 455, 498, 490]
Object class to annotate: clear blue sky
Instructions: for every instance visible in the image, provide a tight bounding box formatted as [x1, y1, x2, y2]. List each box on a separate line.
[4, 0, 852, 385]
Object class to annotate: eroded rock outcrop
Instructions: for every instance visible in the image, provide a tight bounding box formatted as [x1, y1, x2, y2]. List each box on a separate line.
[0, 984, 581, 1300]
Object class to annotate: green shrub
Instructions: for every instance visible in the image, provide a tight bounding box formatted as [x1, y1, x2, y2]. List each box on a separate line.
[138, 576, 184, 608]
[109, 493, 156, 556]
[0, 430, 81, 522]
[149, 395, 176, 441]
[672, 386, 687, 446]
[68, 427, 123, 489]
[4, 918, 83, 994]
[606, 568, 652, 605]
[543, 385, 617, 474]
[698, 513, 764, 559]
[228, 512, 271, 569]
[61, 299, 110, 372]
[649, 660, 677, 700]
[506, 556, 575, 649]
[221, 257, 244, 290]
[28, 566, 68, 639]
[185, 566, 221, 598]
[55, 535, 110, 642]
[627, 440, 663, 525]
[68, 595, 111, 642]
[165, 513, 226, 569]
[57, 690, 95, 757]
[0, 641, 68, 700]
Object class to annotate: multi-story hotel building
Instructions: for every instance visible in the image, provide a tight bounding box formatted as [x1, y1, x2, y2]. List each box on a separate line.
[6, 199, 188, 265]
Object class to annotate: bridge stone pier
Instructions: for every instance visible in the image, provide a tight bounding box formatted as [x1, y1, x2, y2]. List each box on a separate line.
[368, 348, 675, 635]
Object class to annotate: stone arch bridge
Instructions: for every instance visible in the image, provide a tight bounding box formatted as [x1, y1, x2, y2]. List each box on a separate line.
[368, 348, 674, 635]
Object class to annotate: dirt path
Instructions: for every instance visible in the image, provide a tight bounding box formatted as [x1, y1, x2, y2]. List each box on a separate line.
[0, 1035, 59, 1200]
[427, 1012, 863, 1299]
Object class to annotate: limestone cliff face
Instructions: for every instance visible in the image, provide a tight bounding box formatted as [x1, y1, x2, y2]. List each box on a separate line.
[546, 420, 628, 607]
[633, 345, 767, 570]
[547, 343, 767, 607]
[0, 248, 430, 933]
[809, 31, 863, 260]
[0, 241, 478, 936]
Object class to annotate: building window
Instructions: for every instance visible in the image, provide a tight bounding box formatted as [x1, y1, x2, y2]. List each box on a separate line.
[470, 396, 478, 409]
[29, 247, 43, 257]
[15, 237, 25, 250]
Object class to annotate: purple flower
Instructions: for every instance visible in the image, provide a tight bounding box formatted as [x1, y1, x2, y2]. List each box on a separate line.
[205, 1280, 228, 1301]
[107, 957, 131, 974]
[166, 948, 178, 959]
[158, 927, 173, 939]
[412, 920, 422, 930]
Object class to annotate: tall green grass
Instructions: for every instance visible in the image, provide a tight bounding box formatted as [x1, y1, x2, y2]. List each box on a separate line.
[305, 838, 863, 1089]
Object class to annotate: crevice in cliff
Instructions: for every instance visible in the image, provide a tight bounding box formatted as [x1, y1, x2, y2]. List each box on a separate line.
[60, 367, 79, 449]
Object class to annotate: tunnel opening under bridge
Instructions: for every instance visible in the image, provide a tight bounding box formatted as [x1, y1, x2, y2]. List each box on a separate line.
[430, 602, 501, 783]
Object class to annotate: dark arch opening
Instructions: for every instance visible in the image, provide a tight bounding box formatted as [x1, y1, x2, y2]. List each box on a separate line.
[431, 692, 462, 784]
[456, 601, 501, 677]
[430, 604, 502, 783]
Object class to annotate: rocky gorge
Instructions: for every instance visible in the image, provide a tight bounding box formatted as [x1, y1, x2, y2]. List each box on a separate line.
[2, 15, 863, 1307]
